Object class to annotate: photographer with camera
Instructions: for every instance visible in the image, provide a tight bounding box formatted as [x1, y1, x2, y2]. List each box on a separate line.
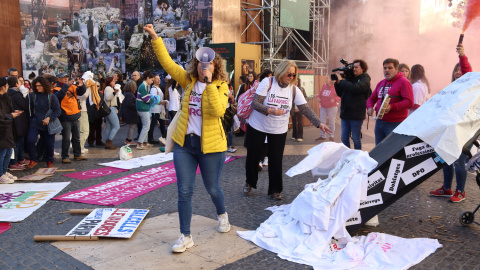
[333, 59, 371, 150]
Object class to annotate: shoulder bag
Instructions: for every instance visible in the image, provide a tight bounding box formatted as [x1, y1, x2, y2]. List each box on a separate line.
[41, 94, 63, 135]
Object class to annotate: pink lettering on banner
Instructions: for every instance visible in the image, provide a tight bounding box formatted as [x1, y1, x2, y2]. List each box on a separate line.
[189, 108, 201, 116]
[64, 167, 129, 180]
[54, 156, 242, 206]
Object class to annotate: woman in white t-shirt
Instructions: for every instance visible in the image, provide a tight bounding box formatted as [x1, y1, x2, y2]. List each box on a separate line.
[148, 75, 167, 145]
[244, 60, 332, 200]
[145, 24, 231, 254]
[167, 78, 180, 120]
[408, 64, 430, 115]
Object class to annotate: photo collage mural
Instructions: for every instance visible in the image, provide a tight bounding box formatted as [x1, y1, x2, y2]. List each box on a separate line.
[19, 0, 212, 81]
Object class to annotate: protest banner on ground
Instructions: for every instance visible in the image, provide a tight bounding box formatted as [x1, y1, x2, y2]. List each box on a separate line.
[0, 223, 11, 235]
[0, 182, 70, 222]
[97, 152, 174, 170]
[64, 167, 129, 180]
[66, 208, 149, 238]
[54, 163, 177, 206]
[55, 156, 242, 206]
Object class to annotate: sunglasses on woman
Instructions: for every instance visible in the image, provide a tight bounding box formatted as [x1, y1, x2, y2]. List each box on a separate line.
[286, 73, 296, 78]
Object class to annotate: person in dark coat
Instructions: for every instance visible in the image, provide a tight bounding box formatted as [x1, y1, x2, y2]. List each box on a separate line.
[7, 77, 30, 170]
[26, 76, 61, 169]
[119, 81, 140, 145]
[0, 77, 22, 183]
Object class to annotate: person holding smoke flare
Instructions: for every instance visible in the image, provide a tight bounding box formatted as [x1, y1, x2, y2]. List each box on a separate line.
[430, 44, 472, 202]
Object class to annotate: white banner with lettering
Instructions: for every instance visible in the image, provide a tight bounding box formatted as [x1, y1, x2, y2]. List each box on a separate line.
[0, 182, 70, 222]
[67, 208, 149, 238]
[394, 72, 480, 164]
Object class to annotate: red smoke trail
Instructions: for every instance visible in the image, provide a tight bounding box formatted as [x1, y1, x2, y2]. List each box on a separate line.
[462, 0, 480, 33]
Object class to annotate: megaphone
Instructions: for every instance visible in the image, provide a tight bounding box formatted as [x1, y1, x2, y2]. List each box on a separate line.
[195, 47, 215, 82]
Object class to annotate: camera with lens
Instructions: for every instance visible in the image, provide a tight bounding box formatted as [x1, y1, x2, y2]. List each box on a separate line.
[331, 58, 354, 81]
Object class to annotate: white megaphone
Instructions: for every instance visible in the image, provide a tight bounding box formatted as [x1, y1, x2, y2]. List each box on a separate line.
[195, 47, 215, 82]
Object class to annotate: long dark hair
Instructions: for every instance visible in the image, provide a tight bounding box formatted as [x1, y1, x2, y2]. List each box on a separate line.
[246, 71, 257, 89]
[103, 77, 114, 91]
[32, 76, 52, 94]
[451, 63, 460, 82]
[411, 64, 430, 94]
[259, 69, 273, 82]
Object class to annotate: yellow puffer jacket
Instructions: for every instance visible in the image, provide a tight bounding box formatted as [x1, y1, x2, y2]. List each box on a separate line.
[152, 37, 229, 154]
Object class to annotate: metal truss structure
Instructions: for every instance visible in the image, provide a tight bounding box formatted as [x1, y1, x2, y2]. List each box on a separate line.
[241, 0, 330, 74]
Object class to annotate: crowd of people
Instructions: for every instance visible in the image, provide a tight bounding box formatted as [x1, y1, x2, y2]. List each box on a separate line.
[0, 22, 473, 253]
[0, 63, 182, 183]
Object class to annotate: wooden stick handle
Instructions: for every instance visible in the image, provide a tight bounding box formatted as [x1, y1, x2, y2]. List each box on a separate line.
[69, 209, 94, 214]
[34, 235, 99, 241]
[57, 169, 76, 172]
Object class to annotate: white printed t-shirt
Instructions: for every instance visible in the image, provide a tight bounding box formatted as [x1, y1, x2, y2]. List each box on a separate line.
[169, 86, 181, 111]
[186, 81, 205, 136]
[248, 77, 307, 134]
[150, 85, 163, 113]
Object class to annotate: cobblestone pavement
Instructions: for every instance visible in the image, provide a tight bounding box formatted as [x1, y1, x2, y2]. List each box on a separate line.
[1, 122, 480, 270]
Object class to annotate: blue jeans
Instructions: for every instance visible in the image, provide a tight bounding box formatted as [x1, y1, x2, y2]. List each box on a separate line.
[341, 119, 363, 150]
[374, 119, 401, 145]
[174, 134, 227, 236]
[137, 111, 151, 143]
[0, 148, 13, 175]
[27, 125, 55, 163]
[10, 136, 25, 165]
[443, 144, 473, 192]
[105, 107, 120, 140]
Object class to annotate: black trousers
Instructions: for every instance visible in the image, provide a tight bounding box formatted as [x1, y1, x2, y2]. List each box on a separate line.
[245, 124, 287, 195]
[292, 111, 304, 139]
[148, 113, 167, 140]
[88, 117, 103, 144]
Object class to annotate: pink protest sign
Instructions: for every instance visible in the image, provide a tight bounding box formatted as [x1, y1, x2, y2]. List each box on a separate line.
[63, 167, 129, 180]
[54, 163, 178, 206]
[54, 156, 242, 206]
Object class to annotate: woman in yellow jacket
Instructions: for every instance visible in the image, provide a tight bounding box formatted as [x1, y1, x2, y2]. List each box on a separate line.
[145, 24, 231, 253]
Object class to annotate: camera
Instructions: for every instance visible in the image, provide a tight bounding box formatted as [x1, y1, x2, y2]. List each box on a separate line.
[332, 58, 355, 81]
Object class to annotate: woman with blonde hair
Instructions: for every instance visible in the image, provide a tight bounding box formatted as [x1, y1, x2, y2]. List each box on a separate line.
[145, 24, 231, 253]
[244, 59, 332, 200]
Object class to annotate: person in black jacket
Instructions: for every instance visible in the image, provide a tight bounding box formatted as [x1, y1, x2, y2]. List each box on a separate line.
[119, 81, 140, 145]
[26, 76, 61, 169]
[7, 77, 30, 170]
[0, 77, 23, 183]
[334, 59, 371, 150]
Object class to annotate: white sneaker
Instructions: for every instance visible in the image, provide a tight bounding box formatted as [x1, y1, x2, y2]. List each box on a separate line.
[263, 156, 268, 166]
[54, 151, 60, 156]
[227, 147, 237, 153]
[171, 234, 194, 253]
[5, 172, 17, 181]
[217, 212, 231, 233]
[159, 137, 166, 145]
[81, 149, 89, 154]
[137, 143, 146, 150]
[297, 138, 303, 142]
[0, 174, 14, 184]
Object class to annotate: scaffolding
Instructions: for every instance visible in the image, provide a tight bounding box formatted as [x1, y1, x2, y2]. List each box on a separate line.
[241, 0, 330, 75]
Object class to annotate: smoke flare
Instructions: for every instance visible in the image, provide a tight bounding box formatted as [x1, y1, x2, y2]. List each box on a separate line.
[462, 0, 480, 33]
